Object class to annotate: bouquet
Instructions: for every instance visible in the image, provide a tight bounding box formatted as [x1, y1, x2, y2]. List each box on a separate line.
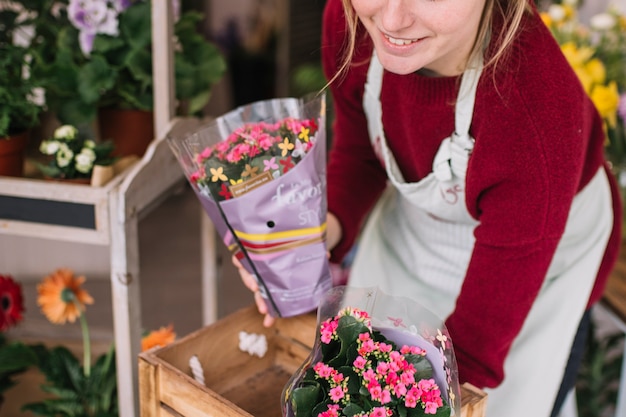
[282, 286, 460, 417]
[168, 94, 332, 318]
[192, 116, 319, 201]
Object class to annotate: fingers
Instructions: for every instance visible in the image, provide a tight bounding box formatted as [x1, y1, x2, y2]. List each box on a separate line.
[234, 254, 258, 292]
[234, 254, 275, 327]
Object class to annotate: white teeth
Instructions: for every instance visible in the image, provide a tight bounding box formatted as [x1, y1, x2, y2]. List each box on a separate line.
[386, 36, 414, 46]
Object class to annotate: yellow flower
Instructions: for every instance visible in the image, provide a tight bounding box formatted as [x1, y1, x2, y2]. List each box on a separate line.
[298, 127, 311, 143]
[540, 12, 552, 28]
[37, 268, 94, 324]
[590, 81, 620, 128]
[141, 325, 176, 352]
[560, 42, 594, 67]
[278, 137, 295, 157]
[229, 178, 243, 185]
[210, 167, 227, 182]
[585, 58, 606, 85]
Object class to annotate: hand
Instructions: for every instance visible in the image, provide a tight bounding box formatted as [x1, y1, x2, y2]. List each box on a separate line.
[233, 254, 276, 327]
[233, 212, 343, 328]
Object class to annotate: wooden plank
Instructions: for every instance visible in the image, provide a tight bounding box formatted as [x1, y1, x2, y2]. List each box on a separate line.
[138, 354, 160, 417]
[0, 166, 131, 244]
[460, 383, 488, 417]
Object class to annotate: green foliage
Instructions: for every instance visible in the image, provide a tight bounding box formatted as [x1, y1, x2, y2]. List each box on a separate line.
[576, 318, 624, 417]
[0, 333, 38, 395]
[0, 8, 46, 137]
[291, 314, 451, 417]
[27, 0, 226, 128]
[22, 343, 118, 417]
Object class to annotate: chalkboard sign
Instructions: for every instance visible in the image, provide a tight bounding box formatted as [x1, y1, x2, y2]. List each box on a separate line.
[0, 195, 96, 229]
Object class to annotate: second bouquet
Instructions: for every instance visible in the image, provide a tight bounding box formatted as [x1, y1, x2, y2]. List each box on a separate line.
[168, 94, 331, 318]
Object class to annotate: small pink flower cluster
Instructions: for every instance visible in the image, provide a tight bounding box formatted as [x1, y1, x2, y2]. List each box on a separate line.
[195, 118, 317, 165]
[190, 117, 319, 201]
[313, 308, 445, 416]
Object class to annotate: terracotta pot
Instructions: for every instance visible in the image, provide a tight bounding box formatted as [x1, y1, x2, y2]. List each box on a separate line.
[98, 108, 155, 158]
[0, 130, 29, 177]
[43, 176, 92, 185]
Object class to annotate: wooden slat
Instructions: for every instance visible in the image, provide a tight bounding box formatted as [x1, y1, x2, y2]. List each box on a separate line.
[460, 383, 488, 417]
[138, 354, 160, 417]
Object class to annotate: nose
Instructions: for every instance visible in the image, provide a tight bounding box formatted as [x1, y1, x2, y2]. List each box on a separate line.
[380, 0, 415, 33]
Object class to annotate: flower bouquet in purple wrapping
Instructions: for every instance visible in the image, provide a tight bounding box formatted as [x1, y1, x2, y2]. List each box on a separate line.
[167, 94, 331, 318]
[282, 286, 461, 417]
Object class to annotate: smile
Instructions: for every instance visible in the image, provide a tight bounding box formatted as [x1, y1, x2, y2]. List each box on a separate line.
[385, 35, 419, 46]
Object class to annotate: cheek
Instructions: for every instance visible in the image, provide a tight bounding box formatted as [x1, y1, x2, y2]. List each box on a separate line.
[351, 0, 380, 18]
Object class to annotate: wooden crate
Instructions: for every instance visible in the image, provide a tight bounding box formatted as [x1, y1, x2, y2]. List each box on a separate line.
[138, 305, 487, 417]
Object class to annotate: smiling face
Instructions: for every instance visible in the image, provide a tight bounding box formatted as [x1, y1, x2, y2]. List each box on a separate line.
[351, 0, 488, 77]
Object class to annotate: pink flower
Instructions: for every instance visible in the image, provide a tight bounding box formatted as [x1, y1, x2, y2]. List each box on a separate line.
[376, 361, 389, 375]
[331, 372, 344, 384]
[329, 386, 345, 402]
[353, 356, 367, 370]
[424, 401, 439, 414]
[314, 362, 334, 379]
[319, 404, 340, 417]
[370, 407, 388, 417]
[380, 389, 392, 404]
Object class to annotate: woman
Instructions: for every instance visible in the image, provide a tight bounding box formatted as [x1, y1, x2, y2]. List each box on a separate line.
[238, 0, 622, 415]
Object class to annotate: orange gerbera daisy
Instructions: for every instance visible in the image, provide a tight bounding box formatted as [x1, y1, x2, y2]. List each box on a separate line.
[141, 324, 176, 352]
[37, 268, 94, 324]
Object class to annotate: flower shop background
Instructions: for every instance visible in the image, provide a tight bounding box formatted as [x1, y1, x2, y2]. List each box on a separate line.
[0, 0, 327, 415]
[2, 0, 626, 416]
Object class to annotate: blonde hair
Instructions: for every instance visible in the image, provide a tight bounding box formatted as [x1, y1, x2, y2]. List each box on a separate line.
[329, 0, 532, 84]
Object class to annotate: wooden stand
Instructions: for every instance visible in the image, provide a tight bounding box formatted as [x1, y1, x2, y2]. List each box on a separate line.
[139, 305, 487, 417]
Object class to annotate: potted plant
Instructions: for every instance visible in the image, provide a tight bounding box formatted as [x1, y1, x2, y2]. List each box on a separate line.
[0, 5, 46, 177]
[27, 0, 227, 157]
[36, 124, 115, 183]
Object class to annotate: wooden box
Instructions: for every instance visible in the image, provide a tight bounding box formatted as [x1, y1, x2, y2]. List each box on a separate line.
[138, 305, 487, 417]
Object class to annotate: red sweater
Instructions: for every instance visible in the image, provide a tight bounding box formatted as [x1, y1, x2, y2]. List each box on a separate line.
[322, 0, 622, 389]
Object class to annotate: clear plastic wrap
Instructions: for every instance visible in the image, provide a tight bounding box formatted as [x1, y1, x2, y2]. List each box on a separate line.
[167, 94, 331, 318]
[283, 286, 461, 417]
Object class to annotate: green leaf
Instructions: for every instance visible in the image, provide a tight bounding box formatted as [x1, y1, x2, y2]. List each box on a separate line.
[120, 1, 151, 50]
[291, 384, 321, 417]
[0, 342, 37, 372]
[79, 56, 117, 104]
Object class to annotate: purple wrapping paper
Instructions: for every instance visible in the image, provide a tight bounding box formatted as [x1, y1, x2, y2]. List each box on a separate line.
[168, 95, 332, 318]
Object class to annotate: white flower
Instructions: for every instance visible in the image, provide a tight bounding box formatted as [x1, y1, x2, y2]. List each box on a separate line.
[39, 140, 60, 155]
[75, 148, 97, 173]
[84, 139, 96, 149]
[56, 143, 74, 168]
[548, 4, 567, 23]
[54, 125, 78, 140]
[590, 13, 617, 31]
[27, 87, 46, 107]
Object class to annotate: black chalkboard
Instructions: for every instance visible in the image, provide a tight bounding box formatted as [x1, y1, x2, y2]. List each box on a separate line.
[0, 196, 96, 230]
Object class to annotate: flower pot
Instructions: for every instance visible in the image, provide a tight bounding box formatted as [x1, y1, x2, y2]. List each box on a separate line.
[98, 108, 155, 158]
[0, 130, 29, 177]
[43, 176, 92, 185]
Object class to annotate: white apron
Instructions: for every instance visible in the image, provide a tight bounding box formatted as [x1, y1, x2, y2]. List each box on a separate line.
[348, 52, 613, 417]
